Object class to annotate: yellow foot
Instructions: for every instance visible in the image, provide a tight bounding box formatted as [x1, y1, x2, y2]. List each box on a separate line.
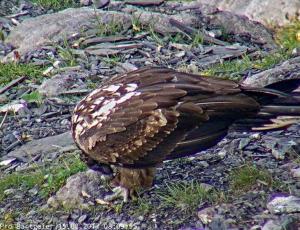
[104, 186, 131, 202]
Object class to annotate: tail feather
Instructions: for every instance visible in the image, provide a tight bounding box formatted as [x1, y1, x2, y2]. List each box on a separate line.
[235, 79, 300, 131]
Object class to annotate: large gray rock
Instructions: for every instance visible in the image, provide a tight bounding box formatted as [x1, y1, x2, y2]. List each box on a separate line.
[267, 195, 300, 214]
[165, 2, 277, 50]
[3, 7, 131, 61]
[173, 0, 300, 27]
[242, 56, 300, 87]
[47, 170, 104, 209]
[4, 131, 76, 161]
[38, 71, 88, 97]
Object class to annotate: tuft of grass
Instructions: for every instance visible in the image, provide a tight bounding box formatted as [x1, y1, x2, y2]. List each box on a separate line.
[56, 38, 78, 67]
[102, 55, 121, 66]
[30, 0, 78, 10]
[253, 51, 289, 70]
[0, 154, 87, 201]
[191, 31, 204, 47]
[229, 164, 281, 194]
[149, 26, 165, 46]
[157, 181, 217, 212]
[275, 20, 300, 50]
[201, 51, 289, 80]
[132, 197, 152, 216]
[21, 91, 44, 105]
[131, 15, 144, 34]
[0, 63, 43, 86]
[94, 14, 124, 37]
[201, 55, 253, 80]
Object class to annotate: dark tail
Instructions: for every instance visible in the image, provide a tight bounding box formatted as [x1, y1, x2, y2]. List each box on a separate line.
[234, 79, 300, 131]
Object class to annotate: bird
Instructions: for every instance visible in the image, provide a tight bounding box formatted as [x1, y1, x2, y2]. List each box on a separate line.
[71, 67, 300, 202]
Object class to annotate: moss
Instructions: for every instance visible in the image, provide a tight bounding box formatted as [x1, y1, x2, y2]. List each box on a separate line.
[0, 63, 43, 86]
[0, 154, 87, 201]
[21, 91, 44, 105]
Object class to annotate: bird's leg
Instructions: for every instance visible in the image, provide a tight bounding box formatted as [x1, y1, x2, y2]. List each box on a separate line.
[104, 167, 156, 202]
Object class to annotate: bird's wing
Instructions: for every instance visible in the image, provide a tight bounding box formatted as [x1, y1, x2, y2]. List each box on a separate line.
[72, 67, 259, 167]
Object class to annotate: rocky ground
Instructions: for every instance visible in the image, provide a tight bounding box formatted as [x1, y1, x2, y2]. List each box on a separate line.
[0, 0, 300, 229]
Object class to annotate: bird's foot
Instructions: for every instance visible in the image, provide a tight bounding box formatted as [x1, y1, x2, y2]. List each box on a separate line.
[104, 186, 133, 203]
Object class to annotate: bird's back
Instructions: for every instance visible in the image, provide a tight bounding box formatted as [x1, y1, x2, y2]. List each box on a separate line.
[71, 67, 300, 168]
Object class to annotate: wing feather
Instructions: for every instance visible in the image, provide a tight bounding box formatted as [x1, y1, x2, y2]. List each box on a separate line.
[72, 67, 263, 168]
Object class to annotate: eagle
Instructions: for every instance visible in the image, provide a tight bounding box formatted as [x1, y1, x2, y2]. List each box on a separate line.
[71, 67, 300, 202]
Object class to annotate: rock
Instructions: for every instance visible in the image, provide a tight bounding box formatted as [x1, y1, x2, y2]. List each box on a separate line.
[4, 131, 76, 161]
[200, 183, 214, 192]
[262, 216, 298, 230]
[132, 10, 198, 34]
[243, 56, 300, 87]
[47, 170, 104, 210]
[38, 71, 87, 97]
[172, 0, 300, 27]
[267, 195, 300, 214]
[3, 8, 132, 61]
[262, 137, 299, 160]
[166, 2, 277, 50]
[0, 94, 8, 104]
[206, 10, 277, 50]
[80, 0, 92, 6]
[78, 214, 87, 223]
[93, 0, 110, 8]
[0, 0, 22, 16]
[291, 168, 300, 179]
[198, 206, 216, 224]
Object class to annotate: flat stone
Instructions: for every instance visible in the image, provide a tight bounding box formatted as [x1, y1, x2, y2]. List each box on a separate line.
[267, 195, 300, 214]
[4, 131, 76, 161]
[291, 168, 300, 178]
[3, 8, 131, 61]
[38, 71, 87, 97]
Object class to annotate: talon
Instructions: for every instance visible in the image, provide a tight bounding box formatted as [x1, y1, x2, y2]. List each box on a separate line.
[104, 186, 130, 202]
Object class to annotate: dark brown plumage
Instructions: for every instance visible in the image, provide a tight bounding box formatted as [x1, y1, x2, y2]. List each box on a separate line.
[71, 67, 300, 201]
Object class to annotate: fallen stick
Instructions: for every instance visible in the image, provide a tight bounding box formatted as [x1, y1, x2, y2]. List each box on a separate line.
[0, 111, 8, 130]
[0, 76, 27, 94]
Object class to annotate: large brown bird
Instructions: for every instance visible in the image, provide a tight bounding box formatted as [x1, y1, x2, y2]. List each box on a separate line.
[71, 67, 300, 201]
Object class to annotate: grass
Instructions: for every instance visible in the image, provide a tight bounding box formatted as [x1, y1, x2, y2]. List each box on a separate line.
[149, 26, 165, 46]
[102, 55, 122, 66]
[200, 20, 299, 80]
[30, 0, 78, 10]
[57, 45, 78, 67]
[131, 197, 152, 216]
[275, 20, 300, 50]
[157, 181, 219, 212]
[21, 91, 44, 105]
[201, 51, 290, 80]
[94, 15, 124, 37]
[229, 164, 283, 194]
[0, 154, 87, 201]
[0, 63, 43, 86]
